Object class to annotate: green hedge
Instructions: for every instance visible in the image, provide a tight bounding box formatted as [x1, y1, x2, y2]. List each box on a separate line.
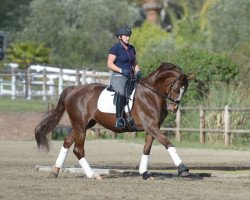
[140, 47, 239, 105]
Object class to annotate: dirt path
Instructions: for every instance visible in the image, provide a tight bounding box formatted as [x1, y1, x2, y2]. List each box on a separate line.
[0, 112, 70, 140]
[0, 139, 250, 200]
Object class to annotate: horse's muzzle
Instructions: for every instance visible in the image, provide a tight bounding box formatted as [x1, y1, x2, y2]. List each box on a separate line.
[167, 103, 179, 113]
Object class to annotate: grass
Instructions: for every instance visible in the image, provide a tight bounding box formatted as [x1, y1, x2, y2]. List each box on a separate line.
[0, 97, 55, 112]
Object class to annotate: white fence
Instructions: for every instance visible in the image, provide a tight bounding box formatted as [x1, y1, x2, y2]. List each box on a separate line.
[0, 65, 110, 100]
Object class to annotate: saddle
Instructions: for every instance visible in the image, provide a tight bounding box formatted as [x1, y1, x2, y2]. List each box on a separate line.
[97, 79, 139, 131]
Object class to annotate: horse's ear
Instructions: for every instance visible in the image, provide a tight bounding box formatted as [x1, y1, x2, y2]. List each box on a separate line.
[187, 73, 195, 80]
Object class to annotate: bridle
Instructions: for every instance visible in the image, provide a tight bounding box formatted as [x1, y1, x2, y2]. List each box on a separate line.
[137, 74, 187, 104]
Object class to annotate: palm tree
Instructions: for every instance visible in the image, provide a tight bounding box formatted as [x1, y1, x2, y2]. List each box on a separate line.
[6, 42, 51, 99]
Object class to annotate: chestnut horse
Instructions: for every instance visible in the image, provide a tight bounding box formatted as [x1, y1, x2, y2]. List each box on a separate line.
[35, 62, 191, 180]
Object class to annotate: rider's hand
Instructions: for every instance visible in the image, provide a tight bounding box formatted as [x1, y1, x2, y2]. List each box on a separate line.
[135, 71, 142, 81]
[121, 69, 131, 79]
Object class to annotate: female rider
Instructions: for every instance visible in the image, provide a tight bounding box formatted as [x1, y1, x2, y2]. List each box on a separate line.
[107, 25, 141, 129]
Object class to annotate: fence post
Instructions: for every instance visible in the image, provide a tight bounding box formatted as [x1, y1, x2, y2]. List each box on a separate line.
[42, 68, 47, 101]
[199, 106, 206, 144]
[59, 68, 63, 95]
[176, 108, 181, 141]
[76, 69, 81, 86]
[224, 105, 230, 146]
[11, 67, 16, 100]
[0, 78, 2, 95]
[92, 70, 96, 83]
[112, 131, 117, 139]
[81, 70, 86, 84]
[27, 68, 31, 100]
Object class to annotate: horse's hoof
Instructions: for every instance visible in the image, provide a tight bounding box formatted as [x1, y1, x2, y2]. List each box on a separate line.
[50, 171, 59, 178]
[92, 173, 102, 180]
[179, 170, 191, 177]
[50, 167, 60, 178]
[178, 163, 190, 177]
[142, 171, 154, 180]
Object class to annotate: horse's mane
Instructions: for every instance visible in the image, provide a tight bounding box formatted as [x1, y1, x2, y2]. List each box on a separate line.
[159, 62, 181, 71]
[144, 62, 182, 82]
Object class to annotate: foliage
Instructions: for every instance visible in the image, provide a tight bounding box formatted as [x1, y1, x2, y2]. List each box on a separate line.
[15, 0, 141, 67]
[202, 82, 250, 144]
[130, 21, 187, 78]
[206, 0, 250, 54]
[130, 21, 169, 60]
[0, 0, 32, 32]
[136, 47, 239, 105]
[170, 48, 240, 104]
[5, 41, 51, 98]
[5, 42, 51, 69]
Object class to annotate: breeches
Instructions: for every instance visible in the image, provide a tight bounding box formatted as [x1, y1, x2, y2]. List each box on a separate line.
[110, 73, 128, 96]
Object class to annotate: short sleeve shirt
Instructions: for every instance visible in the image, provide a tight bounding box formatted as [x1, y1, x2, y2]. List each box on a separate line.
[109, 42, 136, 72]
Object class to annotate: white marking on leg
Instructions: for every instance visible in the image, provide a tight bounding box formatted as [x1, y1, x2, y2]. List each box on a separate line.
[79, 158, 95, 178]
[167, 147, 182, 166]
[55, 146, 69, 168]
[139, 154, 149, 174]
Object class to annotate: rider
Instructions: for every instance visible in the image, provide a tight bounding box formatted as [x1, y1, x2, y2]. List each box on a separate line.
[107, 25, 142, 129]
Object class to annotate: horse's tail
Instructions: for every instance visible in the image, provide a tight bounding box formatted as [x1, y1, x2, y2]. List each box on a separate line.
[35, 86, 74, 151]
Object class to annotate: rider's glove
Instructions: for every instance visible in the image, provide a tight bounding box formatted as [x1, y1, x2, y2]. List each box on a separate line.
[135, 71, 142, 81]
[121, 69, 131, 79]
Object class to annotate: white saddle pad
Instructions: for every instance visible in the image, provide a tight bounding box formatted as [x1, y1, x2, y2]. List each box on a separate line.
[97, 88, 136, 114]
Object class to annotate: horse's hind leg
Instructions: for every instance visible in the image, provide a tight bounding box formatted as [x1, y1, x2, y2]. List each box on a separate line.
[72, 119, 102, 180]
[51, 130, 75, 178]
[139, 133, 154, 180]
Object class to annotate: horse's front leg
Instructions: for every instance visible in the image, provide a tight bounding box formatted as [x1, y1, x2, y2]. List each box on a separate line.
[147, 127, 190, 177]
[51, 130, 75, 178]
[139, 133, 154, 180]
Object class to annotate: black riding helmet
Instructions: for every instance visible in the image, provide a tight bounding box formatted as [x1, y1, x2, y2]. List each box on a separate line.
[116, 26, 132, 37]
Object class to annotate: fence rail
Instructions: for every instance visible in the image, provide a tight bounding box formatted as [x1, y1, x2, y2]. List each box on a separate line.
[0, 66, 110, 100]
[161, 105, 250, 146]
[87, 105, 250, 146]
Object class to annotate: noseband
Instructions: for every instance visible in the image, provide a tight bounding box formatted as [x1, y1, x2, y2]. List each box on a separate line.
[138, 74, 187, 104]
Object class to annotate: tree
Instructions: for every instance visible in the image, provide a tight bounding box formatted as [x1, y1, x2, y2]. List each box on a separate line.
[6, 42, 51, 98]
[205, 0, 250, 54]
[0, 0, 32, 41]
[15, 0, 141, 67]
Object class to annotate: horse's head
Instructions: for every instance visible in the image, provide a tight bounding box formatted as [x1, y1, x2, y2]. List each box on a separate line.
[160, 63, 192, 112]
[143, 63, 192, 113]
[165, 73, 190, 112]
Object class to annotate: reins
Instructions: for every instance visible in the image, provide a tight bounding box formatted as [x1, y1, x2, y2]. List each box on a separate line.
[137, 74, 184, 104]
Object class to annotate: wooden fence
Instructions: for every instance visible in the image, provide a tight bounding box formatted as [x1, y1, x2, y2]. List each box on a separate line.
[0, 66, 110, 100]
[87, 105, 250, 146]
[161, 106, 250, 146]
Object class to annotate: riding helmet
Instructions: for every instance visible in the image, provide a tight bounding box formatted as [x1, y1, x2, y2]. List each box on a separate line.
[116, 26, 132, 37]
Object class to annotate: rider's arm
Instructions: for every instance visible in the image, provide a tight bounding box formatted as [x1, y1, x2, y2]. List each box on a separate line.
[133, 57, 141, 74]
[107, 54, 122, 73]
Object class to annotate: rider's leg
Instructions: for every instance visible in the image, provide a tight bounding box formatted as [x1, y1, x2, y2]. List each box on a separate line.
[115, 93, 126, 128]
[110, 73, 128, 129]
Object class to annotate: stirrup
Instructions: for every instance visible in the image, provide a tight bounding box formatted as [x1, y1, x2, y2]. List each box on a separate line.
[116, 117, 125, 129]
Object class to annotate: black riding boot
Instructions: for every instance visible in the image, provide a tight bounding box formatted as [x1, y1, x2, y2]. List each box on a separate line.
[115, 94, 125, 129]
